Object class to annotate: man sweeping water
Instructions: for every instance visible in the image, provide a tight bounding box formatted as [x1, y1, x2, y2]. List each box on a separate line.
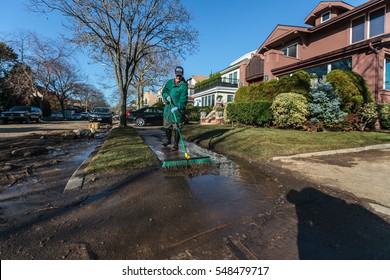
[161, 66, 212, 175]
[162, 66, 188, 150]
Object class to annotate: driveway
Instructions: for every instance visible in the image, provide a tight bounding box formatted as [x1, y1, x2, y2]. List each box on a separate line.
[270, 146, 390, 216]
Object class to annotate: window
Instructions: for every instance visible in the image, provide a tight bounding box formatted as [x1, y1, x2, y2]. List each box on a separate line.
[227, 95, 234, 102]
[229, 73, 233, 84]
[369, 8, 385, 38]
[282, 44, 298, 58]
[331, 58, 352, 71]
[233, 72, 238, 84]
[321, 11, 331, 23]
[304, 58, 352, 78]
[351, 16, 365, 43]
[385, 57, 390, 90]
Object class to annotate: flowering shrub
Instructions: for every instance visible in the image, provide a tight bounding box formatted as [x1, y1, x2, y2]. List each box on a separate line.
[271, 93, 308, 129]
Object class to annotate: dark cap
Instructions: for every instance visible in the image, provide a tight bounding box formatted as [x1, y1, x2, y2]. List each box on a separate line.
[174, 66, 184, 76]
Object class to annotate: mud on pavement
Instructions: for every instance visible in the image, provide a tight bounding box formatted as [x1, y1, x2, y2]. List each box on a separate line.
[1, 127, 390, 260]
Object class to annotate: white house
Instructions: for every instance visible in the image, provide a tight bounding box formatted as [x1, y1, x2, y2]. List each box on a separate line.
[192, 50, 255, 107]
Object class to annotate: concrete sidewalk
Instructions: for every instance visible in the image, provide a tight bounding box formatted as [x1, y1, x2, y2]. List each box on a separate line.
[272, 145, 390, 217]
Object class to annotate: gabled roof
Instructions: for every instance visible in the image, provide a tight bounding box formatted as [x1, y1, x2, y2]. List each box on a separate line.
[258, 25, 309, 53]
[189, 75, 208, 83]
[304, 1, 354, 26]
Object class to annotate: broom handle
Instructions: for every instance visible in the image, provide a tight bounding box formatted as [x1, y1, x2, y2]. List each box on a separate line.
[169, 100, 190, 159]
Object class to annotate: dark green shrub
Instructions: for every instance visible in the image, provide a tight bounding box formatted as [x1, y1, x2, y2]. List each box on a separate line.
[277, 71, 311, 98]
[235, 82, 277, 102]
[378, 103, 390, 129]
[271, 92, 308, 129]
[326, 70, 371, 113]
[290, 70, 312, 97]
[346, 71, 373, 103]
[235, 71, 311, 103]
[225, 101, 273, 126]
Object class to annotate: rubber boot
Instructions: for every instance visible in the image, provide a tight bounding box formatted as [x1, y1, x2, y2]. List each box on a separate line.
[171, 129, 179, 151]
[162, 129, 172, 147]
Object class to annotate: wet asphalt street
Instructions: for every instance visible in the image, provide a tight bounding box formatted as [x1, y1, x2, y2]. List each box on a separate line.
[1, 124, 390, 259]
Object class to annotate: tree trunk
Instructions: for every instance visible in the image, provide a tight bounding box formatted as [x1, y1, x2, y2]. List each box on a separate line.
[119, 86, 127, 127]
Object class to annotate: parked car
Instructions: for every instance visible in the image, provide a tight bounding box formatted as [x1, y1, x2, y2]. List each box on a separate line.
[128, 107, 164, 127]
[88, 107, 112, 125]
[0, 106, 43, 124]
[80, 112, 89, 120]
[71, 113, 82, 120]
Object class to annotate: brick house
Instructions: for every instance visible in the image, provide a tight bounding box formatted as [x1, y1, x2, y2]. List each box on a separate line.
[246, 0, 390, 103]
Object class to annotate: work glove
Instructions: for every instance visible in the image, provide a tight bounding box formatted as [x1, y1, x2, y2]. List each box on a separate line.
[166, 96, 171, 103]
[170, 107, 178, 113]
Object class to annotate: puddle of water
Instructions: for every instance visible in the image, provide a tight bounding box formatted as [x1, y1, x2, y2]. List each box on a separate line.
[138, 129, 283, 224]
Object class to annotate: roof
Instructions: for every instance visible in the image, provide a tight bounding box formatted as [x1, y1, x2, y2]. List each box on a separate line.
[256, 0, 385, 53]
[229, 50, 256, 66]
[258, 25, 310, 53]
[189, 75, 208, 83]
[304, 1, 354, 26]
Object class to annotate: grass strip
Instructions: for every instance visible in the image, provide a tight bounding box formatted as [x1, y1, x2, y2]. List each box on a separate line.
[85, 127, 160, 174]
[181, 124, 390, 163]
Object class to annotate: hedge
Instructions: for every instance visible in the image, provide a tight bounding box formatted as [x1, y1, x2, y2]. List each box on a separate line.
[225, 101, 273, 126]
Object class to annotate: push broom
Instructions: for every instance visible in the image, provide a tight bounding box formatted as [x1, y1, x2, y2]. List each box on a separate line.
[162, 101, 212, 174]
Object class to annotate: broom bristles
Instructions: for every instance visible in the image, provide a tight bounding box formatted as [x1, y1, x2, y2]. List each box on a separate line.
[162, 157, 212, 169]
[162, 157, 213, 177]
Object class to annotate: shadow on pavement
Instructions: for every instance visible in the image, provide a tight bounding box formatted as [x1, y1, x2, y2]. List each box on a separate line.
[287, 188, 390, 259]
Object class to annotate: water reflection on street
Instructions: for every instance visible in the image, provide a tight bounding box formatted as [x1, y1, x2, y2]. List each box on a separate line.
[137, 128, 283, 226]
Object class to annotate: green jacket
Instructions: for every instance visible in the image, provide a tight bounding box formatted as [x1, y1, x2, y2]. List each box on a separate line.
[162, 78, 188, 123]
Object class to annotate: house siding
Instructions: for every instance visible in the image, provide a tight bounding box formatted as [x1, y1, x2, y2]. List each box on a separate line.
[247, 0, 390, 103]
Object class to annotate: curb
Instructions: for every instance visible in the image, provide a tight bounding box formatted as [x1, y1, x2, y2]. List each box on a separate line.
[271, 143, 390, 161]
[63, 141, 103, 193]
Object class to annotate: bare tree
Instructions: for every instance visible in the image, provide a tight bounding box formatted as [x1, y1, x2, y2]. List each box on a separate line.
[6, 32, 77, 110]
[73, 82, 108, 111]
[132, 50, 178, 109]
[46, 59, 81, 117]
[29, 0, 198, 126]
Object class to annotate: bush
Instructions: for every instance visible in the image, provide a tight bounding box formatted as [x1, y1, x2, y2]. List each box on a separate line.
[186, 105, 213, 121]
[347, 71, 373, 104]
[378, 103, 390, 129]
[277, 70, 312, 98]
[194, 72, 221, 90]
[235, 82, 278, 102]
[344, 102, 378, 131]
[235, 70, 311, 103]
[308, 78, 346, 127]
[271, 92, 308, 129]
[326, 70, 371, 113]
[225, 101, 273, 126]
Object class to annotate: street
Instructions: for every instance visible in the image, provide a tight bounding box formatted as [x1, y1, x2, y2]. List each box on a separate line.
[1, 122, 390, 259]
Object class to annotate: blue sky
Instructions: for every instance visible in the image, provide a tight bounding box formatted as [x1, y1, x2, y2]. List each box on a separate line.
[0, 0, 367, 98]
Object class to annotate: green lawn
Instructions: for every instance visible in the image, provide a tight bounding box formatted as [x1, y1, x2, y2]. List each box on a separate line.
[85, 127, 159, 174]
[181, 124, 390, 163]
[86, 124, 390, 174]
